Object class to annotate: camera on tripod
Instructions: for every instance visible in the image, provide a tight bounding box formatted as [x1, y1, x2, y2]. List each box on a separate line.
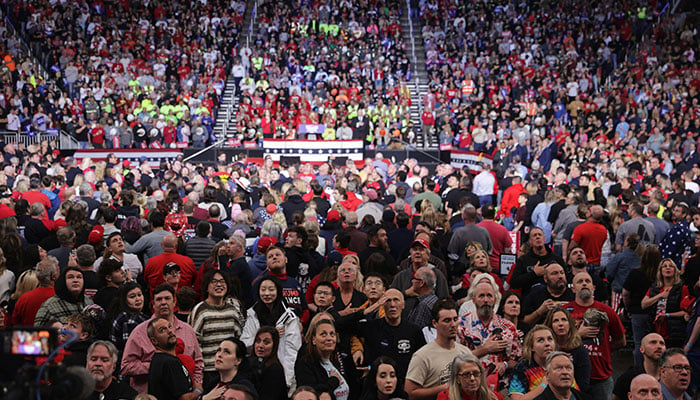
[1, 327, 95, 400]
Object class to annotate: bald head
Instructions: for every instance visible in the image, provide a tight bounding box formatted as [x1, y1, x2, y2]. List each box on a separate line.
[640, 333, 666, 362]
[161, 234, 178, 252]
[384, 288, 404, 302]
[628, 374, 661, 400]
[589, 205, 604, 221]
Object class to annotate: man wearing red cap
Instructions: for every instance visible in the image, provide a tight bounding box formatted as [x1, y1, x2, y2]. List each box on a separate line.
[390, 238, 450, 299]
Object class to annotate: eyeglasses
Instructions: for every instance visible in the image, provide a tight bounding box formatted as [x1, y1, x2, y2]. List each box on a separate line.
[315, 290, 333, 296]
[209, 279, 226, 286]
[457, 371, 481, 379]
[663, 364, 692, 373]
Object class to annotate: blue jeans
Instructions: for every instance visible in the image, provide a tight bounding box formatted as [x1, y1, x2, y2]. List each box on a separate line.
[588, 376, 613, 399]
[503, 216, 514, 231]
[631, 313, 650, 369]
[479, 195, 493, 208]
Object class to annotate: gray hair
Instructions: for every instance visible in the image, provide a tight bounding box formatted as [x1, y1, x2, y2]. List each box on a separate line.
[415, 266, 436, 289]
[87, 340, 119, 364]
[99, 191, 113, 203]
[29, 202, 45, 216]
[36, 256, 60, 284]
[76, 244, 96, 267]
[230, 234, 246, 248]
[261, 220, 284, 240]
[79, 182, 92, 196]
[545, 351, 573, 371]
[345, 211, 359, 227]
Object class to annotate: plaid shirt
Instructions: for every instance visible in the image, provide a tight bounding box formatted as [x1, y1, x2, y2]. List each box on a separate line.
[111, 311, 149, 351]
[33, 295, 93, 327]
[406, 292, 438, 328]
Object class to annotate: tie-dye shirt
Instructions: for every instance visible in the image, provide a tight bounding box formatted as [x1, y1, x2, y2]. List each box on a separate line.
[508, 360, 579, 395]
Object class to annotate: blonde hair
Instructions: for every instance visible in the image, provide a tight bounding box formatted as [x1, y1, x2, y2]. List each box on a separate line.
[94, 161, 106, 181]
[522, 325, 556, 363]
[656, 258, 682, 288]
[464, 241, 484, 258]
[337, 259, 364, 291]
[11, 269, 38, 300]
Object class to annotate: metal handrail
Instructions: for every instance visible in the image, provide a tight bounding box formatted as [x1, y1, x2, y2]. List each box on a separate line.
[398, 139, 443, 163]
[182, 138, 227, 163]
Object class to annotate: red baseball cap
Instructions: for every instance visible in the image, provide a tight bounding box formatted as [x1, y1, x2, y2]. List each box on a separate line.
[257, 236, 278, 253]
[88, 225, 105, 244]
[411, 238, 430, 249]
[327, 209, 341, 222]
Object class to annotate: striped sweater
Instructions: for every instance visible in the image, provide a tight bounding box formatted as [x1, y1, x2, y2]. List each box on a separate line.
[188, 297, 246, 372]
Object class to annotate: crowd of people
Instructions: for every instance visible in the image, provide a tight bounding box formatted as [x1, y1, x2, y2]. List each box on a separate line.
[0, 0, 698, 400]
[2, 0, 245, 148]
[416, 0, 699, 159]
[231, 0, 415, 147]
[0, 142, 697, 400]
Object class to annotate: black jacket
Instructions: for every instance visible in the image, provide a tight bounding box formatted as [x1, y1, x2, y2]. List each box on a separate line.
[294, 351, 360, 400]
[509, 247, 565, 297]
[280, 194, 306, 225]
[534, 386, 590, 400]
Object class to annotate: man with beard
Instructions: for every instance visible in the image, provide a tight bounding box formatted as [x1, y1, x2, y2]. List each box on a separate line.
[356, 288, 426, 379]
[122, 285, 203, 393]
[564, 272, 625, 400]
[391, 238, 450, 299]
[458, 282, 522, 380]
[509, 227, 566, 297]
[147, 317, 203, 400]
[612, 333, 666, 400]
[659, 349, 692, 400]
[567, 246, 609, 302]
[87, 340, 136, 400]
[358, 225, 396, 277]
[522, 263, 574, 325]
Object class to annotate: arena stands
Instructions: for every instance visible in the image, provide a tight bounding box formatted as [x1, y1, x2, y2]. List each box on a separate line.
[0, 0, 698, 399]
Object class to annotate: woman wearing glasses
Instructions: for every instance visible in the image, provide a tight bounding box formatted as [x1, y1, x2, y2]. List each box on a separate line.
[189, 270, 246, 388]
[437, 354, 503, 400]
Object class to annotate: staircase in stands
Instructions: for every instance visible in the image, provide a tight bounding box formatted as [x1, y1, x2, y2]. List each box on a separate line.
[212, 0, 436, 149]
[212, 0, 257, 144]
[399, 1, 433, 149]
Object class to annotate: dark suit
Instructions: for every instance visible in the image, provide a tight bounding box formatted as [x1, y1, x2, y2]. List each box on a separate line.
[351, 117, 370, 140]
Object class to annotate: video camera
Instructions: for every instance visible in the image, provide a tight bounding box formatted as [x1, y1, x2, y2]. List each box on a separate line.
[0, 327, 95, 400]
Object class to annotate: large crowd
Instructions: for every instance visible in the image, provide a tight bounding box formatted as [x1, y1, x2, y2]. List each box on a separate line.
[231, 0, 415, 147]
[2, 0, 245, 148]
[0, 0, 698, 399]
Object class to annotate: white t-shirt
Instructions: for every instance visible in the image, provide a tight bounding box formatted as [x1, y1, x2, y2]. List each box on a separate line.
[93, 253, 143, 279]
